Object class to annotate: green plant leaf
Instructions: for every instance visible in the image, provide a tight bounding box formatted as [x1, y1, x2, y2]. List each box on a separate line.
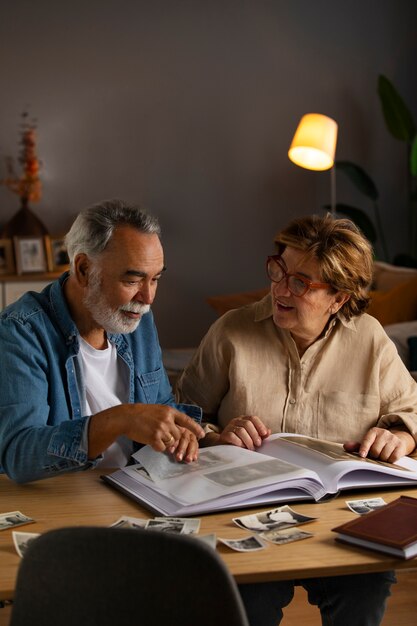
[323, 203, 377, 243]
[378, 75, 416, 142]
[336, 161, 379, 201]
[411, 134, 417, 177]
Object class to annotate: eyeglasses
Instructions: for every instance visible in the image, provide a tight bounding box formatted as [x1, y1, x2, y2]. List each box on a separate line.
[266, 255, 331, 297]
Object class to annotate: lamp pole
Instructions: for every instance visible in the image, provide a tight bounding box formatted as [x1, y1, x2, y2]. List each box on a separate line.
[330, 165, 336, 216]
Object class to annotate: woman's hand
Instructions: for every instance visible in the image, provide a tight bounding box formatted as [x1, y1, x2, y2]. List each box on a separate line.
[344, 427, 416, 463]
[217, 415, 271, 450]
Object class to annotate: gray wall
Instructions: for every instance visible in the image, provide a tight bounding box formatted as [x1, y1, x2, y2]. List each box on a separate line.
[1, 0, 416, 347]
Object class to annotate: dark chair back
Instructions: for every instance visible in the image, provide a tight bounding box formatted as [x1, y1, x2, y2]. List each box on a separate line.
[10, 526, 249, 626]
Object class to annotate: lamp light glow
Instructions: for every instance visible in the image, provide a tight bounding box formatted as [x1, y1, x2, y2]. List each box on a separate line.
[288, 113, 338, 171]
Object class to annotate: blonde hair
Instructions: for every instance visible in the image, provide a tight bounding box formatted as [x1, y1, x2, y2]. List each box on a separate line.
[274, 214, 373, 319]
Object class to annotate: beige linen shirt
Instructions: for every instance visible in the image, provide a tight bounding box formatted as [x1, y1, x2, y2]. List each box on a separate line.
[177, 294, 417, 444]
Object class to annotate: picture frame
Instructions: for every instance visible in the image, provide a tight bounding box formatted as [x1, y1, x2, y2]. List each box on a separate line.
[0, 239, 16, 275]
[14, 236, 48, 274]
[44, 235, 70, 272]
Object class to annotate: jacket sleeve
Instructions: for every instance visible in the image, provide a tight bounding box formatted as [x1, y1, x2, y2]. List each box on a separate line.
[0, 317, 96, 483]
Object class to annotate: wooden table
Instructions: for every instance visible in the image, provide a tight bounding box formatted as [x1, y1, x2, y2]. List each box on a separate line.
[1, 470, 417, 601]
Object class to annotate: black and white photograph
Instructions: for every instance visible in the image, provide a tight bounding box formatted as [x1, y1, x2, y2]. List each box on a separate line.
[14, 236, 47, 274]
[45, 235, 70, 272]
[233, 506, 316, 532]
[153, 516, 201, 534]
[0, 510, 34, 531]
[110, 516, 147, 529]
[206, 459, 290, 488]
[12, 531, 40, 558]
[260, 527, 314, 545]
[195, 533, 217, 549]
[218, 535, 266, 552]
[346, 498, 387, 515]
[145, 519, 186, 534]
[134, 445, 226, 482]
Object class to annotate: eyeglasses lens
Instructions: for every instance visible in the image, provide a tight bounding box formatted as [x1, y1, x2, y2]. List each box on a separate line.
[267, 259, 307, 296]
[267, 260, 283, 283]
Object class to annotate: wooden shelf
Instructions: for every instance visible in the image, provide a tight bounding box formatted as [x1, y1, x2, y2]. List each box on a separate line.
[0, 272, 63, 283]
[0, 272, 64, 309]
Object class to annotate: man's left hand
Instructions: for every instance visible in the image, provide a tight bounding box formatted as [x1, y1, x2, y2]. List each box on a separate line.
[167, 428, 200, 463]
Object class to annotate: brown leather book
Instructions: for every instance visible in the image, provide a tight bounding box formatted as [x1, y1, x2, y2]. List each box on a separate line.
[332, 495, 417, 559]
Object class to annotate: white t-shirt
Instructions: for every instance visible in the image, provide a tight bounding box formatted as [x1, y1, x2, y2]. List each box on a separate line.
[79, 337, 133, 467]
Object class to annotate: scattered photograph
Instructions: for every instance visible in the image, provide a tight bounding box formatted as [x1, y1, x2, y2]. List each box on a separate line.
[233, 505, 316, 532]
[12, 531, 40, 558]
[154, 516, 201, 534]
[110, 516, 147, 529]
[346, 497, 387, 515]
[110, 515, 201, 534]
[195, 533, 217, 549]
[260, 527, 313, 545]
[0, 510, 34, 531]
[14, 236, 47, 274]
[45, 235, 70, 272]
[145, 519, 186, 534]
[0, 239, 15, 275]
[218, 535, 266, 552]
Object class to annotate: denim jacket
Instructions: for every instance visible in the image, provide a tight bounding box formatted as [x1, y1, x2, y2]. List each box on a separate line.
[0, 273, 201, 483]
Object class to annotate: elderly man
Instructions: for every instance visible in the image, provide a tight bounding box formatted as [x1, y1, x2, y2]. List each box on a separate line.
[0, 199, 204, 483]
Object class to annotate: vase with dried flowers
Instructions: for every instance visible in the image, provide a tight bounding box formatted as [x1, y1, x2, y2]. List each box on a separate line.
[0, 111, 48, 237]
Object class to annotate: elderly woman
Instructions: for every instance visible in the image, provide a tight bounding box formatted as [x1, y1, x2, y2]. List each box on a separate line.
[177, 215, 417, 626]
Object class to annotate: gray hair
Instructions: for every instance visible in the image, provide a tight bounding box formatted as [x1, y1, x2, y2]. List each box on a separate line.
[65, 199, 161, 271]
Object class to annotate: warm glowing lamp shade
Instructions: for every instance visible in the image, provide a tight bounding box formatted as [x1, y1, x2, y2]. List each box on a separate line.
[288, 113, 338, 171]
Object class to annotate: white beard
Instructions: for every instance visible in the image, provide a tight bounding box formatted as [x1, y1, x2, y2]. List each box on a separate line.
[83, 269, 150, 334]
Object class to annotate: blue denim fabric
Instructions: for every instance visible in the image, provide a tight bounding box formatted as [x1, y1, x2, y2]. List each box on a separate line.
[0, 273, 201, 483]
[238, 571, 396, 626]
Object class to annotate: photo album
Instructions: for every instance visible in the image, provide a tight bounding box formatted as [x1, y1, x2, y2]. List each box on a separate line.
[102, 433, 417, 517]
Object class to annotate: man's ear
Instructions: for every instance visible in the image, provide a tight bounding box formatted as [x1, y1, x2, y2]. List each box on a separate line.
[73, 254, 90, 286]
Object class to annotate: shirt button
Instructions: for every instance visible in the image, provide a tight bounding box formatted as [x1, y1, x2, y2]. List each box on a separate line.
[289, 399, 296, 405]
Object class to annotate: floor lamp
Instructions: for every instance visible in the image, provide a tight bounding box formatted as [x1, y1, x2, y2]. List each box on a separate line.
[288, 113, 338, 215]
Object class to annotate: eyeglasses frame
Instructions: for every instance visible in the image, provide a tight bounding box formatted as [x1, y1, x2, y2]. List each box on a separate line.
[266, 255, 331, 297]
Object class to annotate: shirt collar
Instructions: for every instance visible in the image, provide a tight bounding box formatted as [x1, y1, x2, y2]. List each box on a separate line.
[49, 272, 80, 345]
[254, 292, 273, 322]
